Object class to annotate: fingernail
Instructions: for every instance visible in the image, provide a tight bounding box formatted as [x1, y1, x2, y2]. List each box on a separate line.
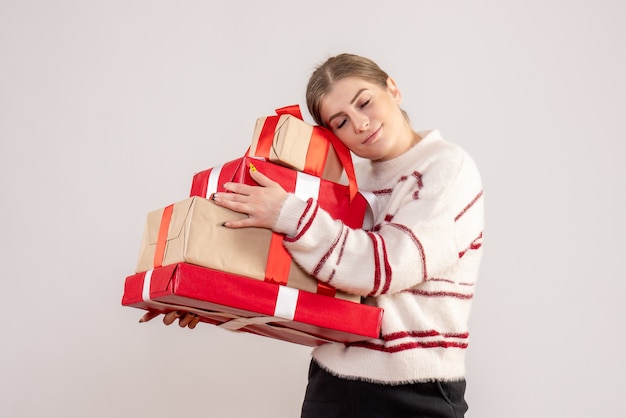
[249, 163, 257, 172]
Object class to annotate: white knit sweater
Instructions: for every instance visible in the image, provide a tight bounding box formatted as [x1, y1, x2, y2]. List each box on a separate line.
[274, 129, 484, 384]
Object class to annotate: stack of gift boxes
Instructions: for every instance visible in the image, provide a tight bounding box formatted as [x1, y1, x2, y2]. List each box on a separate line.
[122, 105, 383, 347]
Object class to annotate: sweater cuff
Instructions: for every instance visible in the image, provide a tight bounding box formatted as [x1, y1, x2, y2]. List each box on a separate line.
[274, 193, 307, 237]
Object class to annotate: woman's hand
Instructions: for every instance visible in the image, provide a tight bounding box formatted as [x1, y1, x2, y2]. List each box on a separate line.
[139, 311, 200, 329]
[212, 166, 288, 229]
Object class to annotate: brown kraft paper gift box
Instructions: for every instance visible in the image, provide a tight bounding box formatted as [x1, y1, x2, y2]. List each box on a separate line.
[135, 196, 359, 302]
[249, 108, 344, 184]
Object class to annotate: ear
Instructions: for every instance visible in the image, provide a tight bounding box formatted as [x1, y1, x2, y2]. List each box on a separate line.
[386, 77, 402, 104]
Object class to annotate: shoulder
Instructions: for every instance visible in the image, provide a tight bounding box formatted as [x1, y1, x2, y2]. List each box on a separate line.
[412, 131, 482, 196]
[416, 130, 467, 164]
[410, 131, 472, 177]
[353, 130, 481, 192]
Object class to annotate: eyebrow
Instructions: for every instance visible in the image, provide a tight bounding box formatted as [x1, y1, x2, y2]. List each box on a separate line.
[326, 88, 368, 125]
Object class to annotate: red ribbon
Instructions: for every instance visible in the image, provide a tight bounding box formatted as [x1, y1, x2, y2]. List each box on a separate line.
[275, 104, 303, 119]
[303, 129, 331, 178]
[154, 204, 174, 268]
[316, 282, 337, 297]
[255, 116, 280, 159]
[316, 126, 358, 202]
[264, 233, 291, 286]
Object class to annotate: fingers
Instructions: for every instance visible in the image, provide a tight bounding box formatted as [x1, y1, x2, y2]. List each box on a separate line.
[178, 312, 199, 328]
[163, 311, 181, 325]
[140, 311, 200, 329]
[188, 315, 201, 329]
[161, 311, 200, 328]
[220, 166, 280, 195]
[212, 191, 255, 219]
[212, 196, 273, 229]
[211, 168, 288, 230]
[247, 166, 280, 187]
[138, 311, 160, 323]
[221, 218, 256, 229]
[221, 181, 255, 196]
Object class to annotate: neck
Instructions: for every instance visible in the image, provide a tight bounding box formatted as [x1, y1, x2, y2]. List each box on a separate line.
[392, 124, 422, 160]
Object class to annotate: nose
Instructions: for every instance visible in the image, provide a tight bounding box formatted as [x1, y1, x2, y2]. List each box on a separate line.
[354, 114, 370, 133]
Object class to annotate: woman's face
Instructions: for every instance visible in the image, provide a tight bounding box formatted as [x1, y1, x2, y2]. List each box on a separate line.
[320, 76, 410, 162]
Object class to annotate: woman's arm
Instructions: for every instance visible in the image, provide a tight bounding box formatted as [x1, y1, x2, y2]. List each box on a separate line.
[214, 151, 483, 297]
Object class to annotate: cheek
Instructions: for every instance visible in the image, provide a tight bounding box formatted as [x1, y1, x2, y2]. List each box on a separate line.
[334, 131, 357, 149]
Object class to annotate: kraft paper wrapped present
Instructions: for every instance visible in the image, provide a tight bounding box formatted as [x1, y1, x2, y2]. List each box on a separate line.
[248, 105, 357, 198]
[122, 263, 384, 347]
[135, 195, 360, 302]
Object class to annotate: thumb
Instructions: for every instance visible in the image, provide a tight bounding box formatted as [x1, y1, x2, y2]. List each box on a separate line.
[139, 311, 160, 323]
[248, 163, 277, 187]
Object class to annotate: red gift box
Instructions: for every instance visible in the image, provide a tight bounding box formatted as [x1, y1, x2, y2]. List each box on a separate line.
[122, 263, 383, 347]
[189, 156, 370, 298]
[190, 156, 367, 229]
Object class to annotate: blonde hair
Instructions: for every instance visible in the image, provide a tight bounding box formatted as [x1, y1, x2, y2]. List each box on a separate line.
[306, 53, 408, 127]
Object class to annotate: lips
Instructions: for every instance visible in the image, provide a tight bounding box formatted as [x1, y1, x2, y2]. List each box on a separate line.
[362, 126, 381, 145]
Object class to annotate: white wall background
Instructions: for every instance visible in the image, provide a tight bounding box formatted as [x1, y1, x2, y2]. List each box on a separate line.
[1, 1, 624, 417]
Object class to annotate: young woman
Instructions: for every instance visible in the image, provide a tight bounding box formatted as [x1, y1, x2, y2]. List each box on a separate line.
[147, 53, 484, 417]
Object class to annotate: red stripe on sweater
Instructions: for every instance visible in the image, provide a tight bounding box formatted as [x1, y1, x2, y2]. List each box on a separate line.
[383, 330, 469, 341]
[405, 288, 474, 300]
[351, 340, 468, 352]
[455, 190, 483, 222]
[373, 188, 393, 196]
[351, 329, 470, 352]
[379, 235, 393, 294]
[366, 232, 382, 296]
[418, 278, 475, 288]
[458, 232, 483, 258]
[389, 223, 428, 282]
[336, 228, 349, 266]
[297, 198, 315, 229]
[284, 199, 317, 243]
[313, 228, 343, 276]
[428, 277, 455, 284]
[412, 171, 424, 188]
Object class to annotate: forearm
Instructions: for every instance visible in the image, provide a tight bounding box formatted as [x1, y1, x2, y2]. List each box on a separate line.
[275, 195, 432, 296]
